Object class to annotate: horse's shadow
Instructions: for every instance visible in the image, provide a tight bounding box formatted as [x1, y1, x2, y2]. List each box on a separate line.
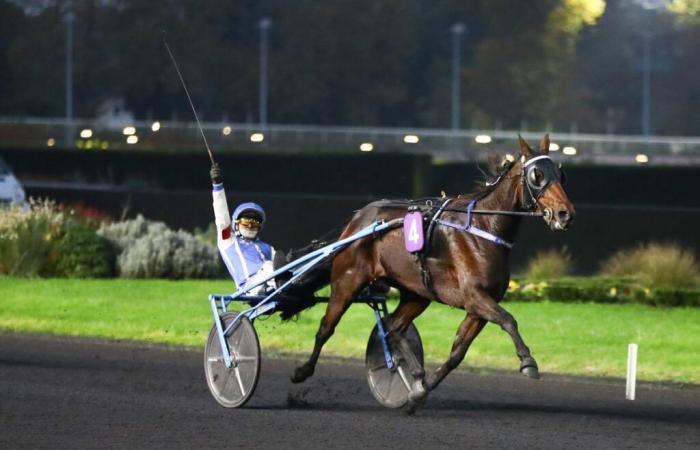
[418, 397, 698, 425]
[246, 392, 699, 426]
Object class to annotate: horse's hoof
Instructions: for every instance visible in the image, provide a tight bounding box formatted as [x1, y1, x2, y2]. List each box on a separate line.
[290, 366, 313, 384]
[408, 379, 428, 403]
[520, 357, 540, 379]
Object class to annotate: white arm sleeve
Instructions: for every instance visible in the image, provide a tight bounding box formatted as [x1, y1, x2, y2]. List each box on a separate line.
[212, 183, 233, 246]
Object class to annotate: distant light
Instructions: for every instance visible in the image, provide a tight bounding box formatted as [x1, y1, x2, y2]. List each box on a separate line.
[100, 141, 109, 150]
[222, 126, 232, 136]
[123, 126, 136, 136]
[635, 154, 649, 164]
[475, 134, 492, 144]
[360, 142, 374, 152]
[47, 138, 56, 147]
[126, 135, 139, 144]
[250, 132, 264, 142]
[562, 146, 577, 156]
[151, 121, 161, 132]
[80, 129, 93, 139]
[403, 134, 420, 144]
[549, 142, 560, 151]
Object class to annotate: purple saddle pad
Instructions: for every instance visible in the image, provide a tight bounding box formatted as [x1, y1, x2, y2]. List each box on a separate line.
[403, 212, 424, 253]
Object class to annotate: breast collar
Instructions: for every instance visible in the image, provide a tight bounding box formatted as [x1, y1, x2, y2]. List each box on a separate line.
[433, 198, 513, 249]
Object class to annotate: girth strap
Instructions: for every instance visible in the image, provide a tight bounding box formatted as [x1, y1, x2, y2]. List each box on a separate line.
[415, 198, 452, 301]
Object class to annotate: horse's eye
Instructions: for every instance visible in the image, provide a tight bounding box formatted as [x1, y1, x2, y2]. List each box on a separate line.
[528, 168, 545, 187]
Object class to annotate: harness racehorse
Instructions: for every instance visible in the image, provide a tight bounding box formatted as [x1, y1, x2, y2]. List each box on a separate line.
[288, 134, 575, 408]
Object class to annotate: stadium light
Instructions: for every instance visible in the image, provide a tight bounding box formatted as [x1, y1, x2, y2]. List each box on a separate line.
[250, 132, 265, 142]
[636, 154, 649, 164]
[126, 135, 138, 144]
[123, 126, 136, 136]
[403, 134, 420, 144]
[47, 138, 56, 147]
[475, 134, 492, 144]
[223, 126, 232, 136]
[562, 146, 577, 156]
[80, 129, 93, 139]
[549, 142, 560, 151]
[360, 142, 374, 152]
[151, 121, 161, 132]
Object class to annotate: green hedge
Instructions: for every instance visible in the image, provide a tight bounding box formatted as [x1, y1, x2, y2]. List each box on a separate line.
[53, 222, 115, 278]
[505, 277, 699, 307]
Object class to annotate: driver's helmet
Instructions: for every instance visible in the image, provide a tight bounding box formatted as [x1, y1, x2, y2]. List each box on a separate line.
[232, 202, 266, 239]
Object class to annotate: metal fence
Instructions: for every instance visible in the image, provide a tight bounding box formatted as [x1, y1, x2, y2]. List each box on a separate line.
[3, 116, 700, 166]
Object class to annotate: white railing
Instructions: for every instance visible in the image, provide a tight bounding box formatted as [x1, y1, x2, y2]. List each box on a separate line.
[2, 116, 700, 166]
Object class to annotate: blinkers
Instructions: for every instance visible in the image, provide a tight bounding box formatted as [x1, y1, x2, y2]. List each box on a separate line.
[521, 155, 565, 209]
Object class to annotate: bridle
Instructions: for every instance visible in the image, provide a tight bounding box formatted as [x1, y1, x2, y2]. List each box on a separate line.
[520, 155, 567, 211]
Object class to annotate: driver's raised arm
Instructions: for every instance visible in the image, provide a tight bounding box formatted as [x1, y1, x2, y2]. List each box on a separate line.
[210, 163, 233, 243]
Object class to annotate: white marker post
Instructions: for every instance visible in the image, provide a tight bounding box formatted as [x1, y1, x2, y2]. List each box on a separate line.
[626, 343, 638, 400]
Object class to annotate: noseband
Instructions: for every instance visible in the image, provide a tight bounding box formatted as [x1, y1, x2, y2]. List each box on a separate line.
[521, 155, 566, 210]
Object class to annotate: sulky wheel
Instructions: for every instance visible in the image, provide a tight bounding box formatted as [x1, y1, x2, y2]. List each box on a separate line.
[365, 322, 424, 409]
[204, 312, 261, 408]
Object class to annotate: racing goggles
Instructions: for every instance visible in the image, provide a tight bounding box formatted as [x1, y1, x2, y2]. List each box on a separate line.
[238, 217, 262, 228]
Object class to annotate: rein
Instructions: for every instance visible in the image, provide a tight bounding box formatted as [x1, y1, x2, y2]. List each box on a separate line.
[444, 207, 543, 217]
[377, 201, 545, 217]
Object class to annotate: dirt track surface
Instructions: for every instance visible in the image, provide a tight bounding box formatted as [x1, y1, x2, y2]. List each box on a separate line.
[1, 333, 698, 449]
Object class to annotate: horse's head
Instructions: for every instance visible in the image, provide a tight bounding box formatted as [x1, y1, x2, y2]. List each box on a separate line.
[516, 134, 575, 231]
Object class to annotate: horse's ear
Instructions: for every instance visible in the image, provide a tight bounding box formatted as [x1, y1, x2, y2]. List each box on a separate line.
[540, 133, 550, 155]
[518, 134, 533, 158]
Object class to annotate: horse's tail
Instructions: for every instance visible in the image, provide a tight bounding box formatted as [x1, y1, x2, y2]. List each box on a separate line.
[274, 241, 333, 320]
[277, 259, 331, 320]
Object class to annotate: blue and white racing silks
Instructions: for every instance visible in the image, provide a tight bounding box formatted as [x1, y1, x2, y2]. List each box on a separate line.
[212, 183, 276, 289]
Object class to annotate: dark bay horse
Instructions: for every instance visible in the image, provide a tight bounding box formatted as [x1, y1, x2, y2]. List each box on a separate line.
[289, 134, 575, 405]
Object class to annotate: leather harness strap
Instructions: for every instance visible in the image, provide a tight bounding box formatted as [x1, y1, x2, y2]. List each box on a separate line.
[415, 198, 453, 301]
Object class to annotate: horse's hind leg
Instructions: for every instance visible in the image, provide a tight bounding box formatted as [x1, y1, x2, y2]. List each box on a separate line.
[424, 313, 487, 391]
[469, 294, 540, 379]
[290, 261, 369, 384]
[388, 291, 430, 379]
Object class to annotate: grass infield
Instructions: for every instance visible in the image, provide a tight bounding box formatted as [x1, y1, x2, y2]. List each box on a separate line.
[1, 277, 698, 384]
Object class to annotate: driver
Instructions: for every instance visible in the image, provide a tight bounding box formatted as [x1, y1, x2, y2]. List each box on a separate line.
[210, 163, 276, 294]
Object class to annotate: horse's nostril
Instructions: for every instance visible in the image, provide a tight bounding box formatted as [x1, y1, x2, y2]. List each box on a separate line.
[557, 209, 570, 222]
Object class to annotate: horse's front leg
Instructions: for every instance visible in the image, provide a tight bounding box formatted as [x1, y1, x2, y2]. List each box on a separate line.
[470, 295, 540, 379]
[424, 313, 487, 391]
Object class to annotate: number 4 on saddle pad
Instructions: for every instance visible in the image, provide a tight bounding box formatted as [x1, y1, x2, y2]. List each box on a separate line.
[403, 212, 424, 253]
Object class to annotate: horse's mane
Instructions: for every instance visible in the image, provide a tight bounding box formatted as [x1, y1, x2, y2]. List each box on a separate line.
[469, 152, 517, 201]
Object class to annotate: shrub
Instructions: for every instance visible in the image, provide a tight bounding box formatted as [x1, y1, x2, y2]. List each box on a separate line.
[0, 199, 65, 276]
[54, 222, 115, 277]
[97, 214, 169, 253]
[600, 242, 699, 289]
[193, 222, 218, 247]
[100, 216, 220, 279]
[505, 276, 699, 307]
[524, 247, 572, 280]
[59, 202, 111, 229]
